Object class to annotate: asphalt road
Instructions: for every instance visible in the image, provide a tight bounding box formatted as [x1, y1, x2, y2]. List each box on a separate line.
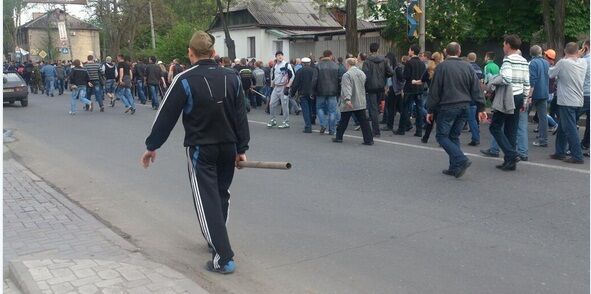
[4, 92, 589, 294]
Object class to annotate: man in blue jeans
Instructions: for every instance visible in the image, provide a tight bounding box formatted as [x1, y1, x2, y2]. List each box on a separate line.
[145, 56, 162, 110]
[290, 57, 317, 133]
[315, 50, 340, 135]
[40, 62, 56, 97]
[427, 42, 487, 178]
[549, 42, 588, 163]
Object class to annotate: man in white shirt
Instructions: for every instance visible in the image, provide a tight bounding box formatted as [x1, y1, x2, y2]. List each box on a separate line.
[267, 51, 294, 129]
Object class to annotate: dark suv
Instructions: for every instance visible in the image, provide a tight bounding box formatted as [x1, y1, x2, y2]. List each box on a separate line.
[3, 71, 29, 107]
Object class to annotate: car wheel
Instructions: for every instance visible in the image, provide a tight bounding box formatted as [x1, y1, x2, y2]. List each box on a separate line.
[20, 99, 28, 107]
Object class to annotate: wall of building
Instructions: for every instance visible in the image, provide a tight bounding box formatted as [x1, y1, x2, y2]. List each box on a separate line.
[25, 28, 100, 62]
[290, 32, 393, 60]
[211, 27, 290, 62]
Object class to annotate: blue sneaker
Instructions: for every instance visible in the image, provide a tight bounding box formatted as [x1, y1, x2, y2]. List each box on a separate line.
[206, 260, 235, 274]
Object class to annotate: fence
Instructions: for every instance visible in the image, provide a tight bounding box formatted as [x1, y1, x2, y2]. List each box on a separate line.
[290, 35, 394, 59]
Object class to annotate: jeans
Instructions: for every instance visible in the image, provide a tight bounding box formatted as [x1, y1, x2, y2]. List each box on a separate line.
[300, 95, 313, 130]
[136, 79, 147, 103]
[70, 86, 91, 113]
[316, 96, 338, 132]
[44, 76, 55, 96]
[398, 93, 424, 134]
[468, 105, 480, 142]
[555, 105, 583, 161]
[533, 99, 549, 144]
[366, 92, 382, 135]
[436, 106, 469, 171]
[117, 87, 135, 109]
[104, 79, 116, 95]
[148, 84, 160, 108]
[86, 80, 104, 107]
[517, 110, 529, 156]
[336, 110, 373, 143]
[56, 78, 64, 95]
[582, 96, 590, 148]
[489, 94, 523, 162]
[269, 86, 289, 123]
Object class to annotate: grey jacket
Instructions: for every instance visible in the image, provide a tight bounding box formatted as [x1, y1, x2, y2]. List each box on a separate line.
[488, 75, 515, 114]
[339, 66, 367, 112]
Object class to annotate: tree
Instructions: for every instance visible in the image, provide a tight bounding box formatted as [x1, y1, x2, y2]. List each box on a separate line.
[345, 0, 359, 56]
[216, 0, 236, 60]
[3, 0, 28, 56]
[543, 0, 565, 56]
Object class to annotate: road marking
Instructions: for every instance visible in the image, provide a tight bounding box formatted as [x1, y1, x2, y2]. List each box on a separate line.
[248, 120, 590, 175]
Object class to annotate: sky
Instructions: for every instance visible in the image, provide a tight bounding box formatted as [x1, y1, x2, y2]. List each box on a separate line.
[20, 3, 90, 24]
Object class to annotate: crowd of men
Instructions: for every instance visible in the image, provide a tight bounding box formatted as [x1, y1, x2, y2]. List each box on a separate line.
[5, 35, 589, 175]
[4, 56, 186, 114]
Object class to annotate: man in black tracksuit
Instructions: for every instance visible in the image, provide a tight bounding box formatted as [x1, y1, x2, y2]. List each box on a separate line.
[141, 31, 250, 274]
[395, 44, 426, 136]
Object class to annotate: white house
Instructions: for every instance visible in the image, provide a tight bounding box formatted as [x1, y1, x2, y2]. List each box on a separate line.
[208, 0, 342, 61]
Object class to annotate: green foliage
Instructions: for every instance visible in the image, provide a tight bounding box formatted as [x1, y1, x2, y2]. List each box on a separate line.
[565, 0, 590, 39]
[154, 22, 197, 64]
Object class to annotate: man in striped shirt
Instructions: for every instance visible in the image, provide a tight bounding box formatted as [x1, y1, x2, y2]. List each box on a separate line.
[489, 34, 530, 171]
[84, 55, 105, 112]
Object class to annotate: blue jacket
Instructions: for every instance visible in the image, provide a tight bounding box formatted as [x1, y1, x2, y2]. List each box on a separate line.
[40, 64, 57, 78]
[528, 56, 549, 100]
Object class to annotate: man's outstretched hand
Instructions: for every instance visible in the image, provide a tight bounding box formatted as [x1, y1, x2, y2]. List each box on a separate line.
[235, 153, 247, 169]
[141, 150, 157, 169]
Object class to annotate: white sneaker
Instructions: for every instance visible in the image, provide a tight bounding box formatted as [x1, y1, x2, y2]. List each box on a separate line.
[267, 119, 277, 128]
[278, 122, 290, 129]
[68, 111, 76, 115]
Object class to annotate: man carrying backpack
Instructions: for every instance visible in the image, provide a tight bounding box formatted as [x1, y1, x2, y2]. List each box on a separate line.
[235, 58, 256, 111]
[362, 43, 394, 137]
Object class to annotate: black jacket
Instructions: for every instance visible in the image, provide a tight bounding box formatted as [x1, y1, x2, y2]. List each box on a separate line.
[145, 59, 250, 153]
[290, 65, 317, 97]
[69, 67, 90, 86]
[427, 57, 485, 112]
[315, 58, 340, 96]
[362, 54, 393, 93]
[146, 63, 161, 85]
[403, 56, 426, 94]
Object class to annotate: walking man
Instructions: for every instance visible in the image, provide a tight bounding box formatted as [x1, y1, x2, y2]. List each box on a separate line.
[40, 61, 56, 97]
[55, 61, 65, 95]
[290, 57, 318, 133]
[267, 51, 294, 129]
[146, 56, 162, 110]
[315, 50, 340, 135]
[489, 35, 530, 171]
[427, 42, 487, 178]
[333, 58, 374, 145]
[362, 43, 393, 137]
[142, 31, 250, 274]
[395, 44, 426, 136]
[85, 55, 105, 112]
[68, 59, 93, 115]
[529, 45, 551, 147]
[102, 56, 118, 107]
[549, 42, 588, 163]
[116, 54, 136, 114]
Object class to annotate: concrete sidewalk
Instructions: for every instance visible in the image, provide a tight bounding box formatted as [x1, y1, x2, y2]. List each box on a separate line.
[3, 150, 208, 294]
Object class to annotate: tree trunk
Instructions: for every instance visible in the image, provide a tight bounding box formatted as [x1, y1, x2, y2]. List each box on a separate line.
[216, 0, 235, 59]
[345, 0, 358, 56]
[543, 0, 565, 57]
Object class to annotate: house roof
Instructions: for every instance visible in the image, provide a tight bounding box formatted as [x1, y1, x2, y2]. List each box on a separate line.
[284, 22, 385, 39]
[228, 0, 342, 29]
[20, 9, 99, 31]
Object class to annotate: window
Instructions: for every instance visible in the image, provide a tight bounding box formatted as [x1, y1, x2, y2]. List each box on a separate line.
[274, 40, 283, 53]
[247, 37, 256, 58]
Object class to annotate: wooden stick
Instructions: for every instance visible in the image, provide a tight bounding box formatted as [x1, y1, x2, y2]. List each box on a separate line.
[237, 161, 292, 170]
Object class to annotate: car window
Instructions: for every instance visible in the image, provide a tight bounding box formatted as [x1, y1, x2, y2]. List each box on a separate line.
[3, 73, 23, 83]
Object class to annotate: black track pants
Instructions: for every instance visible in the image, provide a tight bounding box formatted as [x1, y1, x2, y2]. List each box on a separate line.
[186, 143, 236, 269]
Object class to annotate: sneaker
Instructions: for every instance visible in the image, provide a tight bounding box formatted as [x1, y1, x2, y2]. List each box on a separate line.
[68, 111, 76, 115]
[519, 156, 528, 162]
[267, 119, 277, 128]
[124, 107, 131, 113]
[361, 141, 374, 146]
[89, 103, 94, 112]
[278, 122, 290, 129]
[421, 137, 428, 144]
[374, 133, 381, 138]
[549, 154, 566, 160]
[532, 141, 548, 147]
[332, 138, 343, 143]
[319, 127, 326, 134]
[413, 132, 422, 137]
[84, 104, 89, 111]
[110, 99, 115, 107]
[206, 260, 235, 274]
[549, 125, 558, 133]
[354, 126, 361, 131]
[393, 130, 405, 136]
[130, 108, 136, 115]
[442, 169, 455, 176]
[303, 128, 312, 133]
[100, 106, 105, 112]
[468, 141, 480, 146]
[328, 131, 335, 136]
[533, 128, 539, 133]
[480, 149, 499, 158]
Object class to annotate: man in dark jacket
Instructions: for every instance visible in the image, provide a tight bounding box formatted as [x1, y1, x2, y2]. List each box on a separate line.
[315, 50, 341, 135]
[290, 57, 318, 133]
[362, 43, 393, 137]
[146, 56, 163, 110]
[134, 59, 147, 104]
[395, 44, 426, 136]
[141, 31, 250, 275]
[427, 42, 487, 178]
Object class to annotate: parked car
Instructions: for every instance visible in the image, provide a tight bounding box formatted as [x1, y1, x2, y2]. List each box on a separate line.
[3, 71, 28, 107]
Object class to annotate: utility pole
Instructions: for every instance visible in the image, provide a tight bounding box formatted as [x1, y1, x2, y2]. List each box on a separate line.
[149, 1, 156, 50]
[419, 0, 425, 52]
